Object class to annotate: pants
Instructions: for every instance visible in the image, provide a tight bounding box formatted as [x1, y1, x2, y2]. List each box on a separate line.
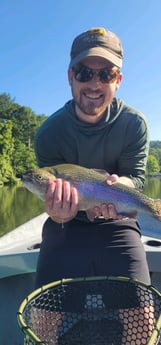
[35, 217, 150, 288]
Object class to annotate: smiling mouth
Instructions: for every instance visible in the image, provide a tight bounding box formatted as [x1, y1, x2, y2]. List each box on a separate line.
[84, 92, 103, 100]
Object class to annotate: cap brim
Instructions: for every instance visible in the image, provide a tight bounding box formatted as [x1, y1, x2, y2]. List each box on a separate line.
[69, 47, 123, 68]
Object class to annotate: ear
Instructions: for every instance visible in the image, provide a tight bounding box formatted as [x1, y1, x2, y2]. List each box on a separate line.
[68, 68, 73, 85]
[115, 73, 123, 91]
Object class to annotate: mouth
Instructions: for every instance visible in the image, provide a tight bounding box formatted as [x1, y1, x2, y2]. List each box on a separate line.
[84, 92, 103, 100]
[82, 92, 104, 109]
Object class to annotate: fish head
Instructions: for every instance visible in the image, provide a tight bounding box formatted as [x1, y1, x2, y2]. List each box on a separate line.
[22, 167, 56, 200]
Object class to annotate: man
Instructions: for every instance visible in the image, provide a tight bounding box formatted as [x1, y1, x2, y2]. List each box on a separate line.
[35, 27, 150, 287]
[33, 27, 153, 345]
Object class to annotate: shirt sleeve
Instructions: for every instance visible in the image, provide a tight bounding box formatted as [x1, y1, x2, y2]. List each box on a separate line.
[117, 114, 149, 190]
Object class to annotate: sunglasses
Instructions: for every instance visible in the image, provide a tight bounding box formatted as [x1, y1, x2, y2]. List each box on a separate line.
[72, 64, 120, 84]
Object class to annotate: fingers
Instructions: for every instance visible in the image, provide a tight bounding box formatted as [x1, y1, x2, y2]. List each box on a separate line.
[45, 178, 78, 220]
[106, 174, 119, 185]
[86, 209, 97, 222]
[101, 203, 118, 219]
[93, 203, 122, 220]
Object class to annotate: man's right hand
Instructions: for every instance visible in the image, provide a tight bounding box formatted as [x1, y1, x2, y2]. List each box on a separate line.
[45, 178, 79, 223]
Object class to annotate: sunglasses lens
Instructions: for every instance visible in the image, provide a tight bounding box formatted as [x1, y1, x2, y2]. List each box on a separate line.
[73, 65, 119, 83]
[99, 69, 118, 83]
[74, 66, 93, 82]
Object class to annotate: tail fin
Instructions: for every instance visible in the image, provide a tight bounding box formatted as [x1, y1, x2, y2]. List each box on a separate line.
[144, 197, 161, 220]
[153, 199, 161, 219]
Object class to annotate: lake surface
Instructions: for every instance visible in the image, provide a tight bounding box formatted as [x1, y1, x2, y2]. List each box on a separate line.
[0, 176, 161, 237]
[0, 185, 44, 237]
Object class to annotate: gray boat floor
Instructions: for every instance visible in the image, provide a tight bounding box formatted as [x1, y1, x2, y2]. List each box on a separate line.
[0, 272, 36, 345]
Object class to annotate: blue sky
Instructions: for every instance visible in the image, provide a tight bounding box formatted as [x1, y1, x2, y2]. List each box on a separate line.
[1, 0, 161, 140]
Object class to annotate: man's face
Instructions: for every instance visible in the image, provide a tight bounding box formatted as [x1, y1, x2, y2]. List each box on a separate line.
[68, 56, 122, 123]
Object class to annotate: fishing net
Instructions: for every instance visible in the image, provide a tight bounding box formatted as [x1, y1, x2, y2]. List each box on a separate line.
[17, 276, 161, 345]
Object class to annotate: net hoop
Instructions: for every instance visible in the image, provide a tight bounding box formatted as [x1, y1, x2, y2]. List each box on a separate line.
[17, 275, 161, 345]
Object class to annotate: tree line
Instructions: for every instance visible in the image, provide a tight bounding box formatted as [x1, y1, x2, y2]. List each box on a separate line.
[147, 141, 161, 175]
[0, 93, 160, 185]
[0, 93, 47, 185]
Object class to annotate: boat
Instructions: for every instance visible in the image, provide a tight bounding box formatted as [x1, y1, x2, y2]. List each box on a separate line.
[0, 212, 161, 345]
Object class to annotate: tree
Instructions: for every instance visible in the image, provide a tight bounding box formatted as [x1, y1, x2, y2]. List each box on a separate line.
[146, 155, 160, 175]
[0, 120, 16, 184]
[12, 142, 37, 175]
[0, 92, 47, 184]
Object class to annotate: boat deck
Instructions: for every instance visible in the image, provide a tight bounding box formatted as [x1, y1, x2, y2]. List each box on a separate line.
[0, 213, 161, 345]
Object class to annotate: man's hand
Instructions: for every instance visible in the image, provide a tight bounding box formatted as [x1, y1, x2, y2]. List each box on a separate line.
[86, 173, 135, 221]
[107, 174, 135, 188]
[45, 178, 79, 223]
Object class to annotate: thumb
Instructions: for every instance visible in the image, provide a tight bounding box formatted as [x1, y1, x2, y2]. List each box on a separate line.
[107, 174, 119, 185]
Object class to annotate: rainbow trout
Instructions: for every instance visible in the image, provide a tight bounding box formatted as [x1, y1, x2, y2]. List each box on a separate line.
[23, 163, 161, 239]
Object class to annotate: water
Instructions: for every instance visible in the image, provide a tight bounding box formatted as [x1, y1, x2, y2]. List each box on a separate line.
[143, 176, 161, 198]
[0, 185, 44, 237]
[0, 177, 161, 237]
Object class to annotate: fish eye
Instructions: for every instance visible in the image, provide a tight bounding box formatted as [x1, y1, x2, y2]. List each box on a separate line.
[36, 174, 43, 180]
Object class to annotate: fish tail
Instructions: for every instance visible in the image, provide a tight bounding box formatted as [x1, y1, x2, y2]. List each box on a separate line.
[152, 199, 161, 219]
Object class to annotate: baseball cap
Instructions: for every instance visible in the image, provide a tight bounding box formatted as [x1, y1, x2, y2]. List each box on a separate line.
[69, 27, 123, 68]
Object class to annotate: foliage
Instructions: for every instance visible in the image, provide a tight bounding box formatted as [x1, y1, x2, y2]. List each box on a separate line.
[149, 141, 161, 173]
[146, 155, 160, 175]
[0, 93, 47, 184]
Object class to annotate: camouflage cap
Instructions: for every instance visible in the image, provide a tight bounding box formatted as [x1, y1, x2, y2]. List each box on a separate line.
[69, 27, 123, 68]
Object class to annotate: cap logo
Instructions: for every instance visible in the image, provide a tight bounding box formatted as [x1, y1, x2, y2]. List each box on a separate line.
[89, 27, 106, 36]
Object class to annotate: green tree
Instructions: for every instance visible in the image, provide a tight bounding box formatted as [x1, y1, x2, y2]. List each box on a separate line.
[0, 93, 16, 119]
[13, 142, 37, 175]
[0, 120, 16, 184]
[146, 155, 160, 175]
[12, 106, 37, 148]
[0, 92, 47, 184]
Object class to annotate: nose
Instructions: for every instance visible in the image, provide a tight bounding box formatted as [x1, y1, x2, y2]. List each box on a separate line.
[90, 71, 102, 85]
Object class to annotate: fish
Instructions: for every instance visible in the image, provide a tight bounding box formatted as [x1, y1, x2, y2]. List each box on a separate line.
[23, 163, 161, 239]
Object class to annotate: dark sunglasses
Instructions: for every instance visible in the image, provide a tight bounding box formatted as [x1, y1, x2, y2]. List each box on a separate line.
[72, 64, 120, 84]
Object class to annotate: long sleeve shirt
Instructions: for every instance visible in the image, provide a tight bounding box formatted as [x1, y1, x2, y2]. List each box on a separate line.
[35, 97, 149, 190]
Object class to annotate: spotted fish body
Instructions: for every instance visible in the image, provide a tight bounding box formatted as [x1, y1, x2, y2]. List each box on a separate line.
[23, 164, 161, 239]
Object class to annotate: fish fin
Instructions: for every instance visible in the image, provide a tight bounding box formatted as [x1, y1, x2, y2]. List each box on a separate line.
[153, 199, 161, 218]
[128, 211, 137, 218]
[91, 169, 109, 177]
[86, 209, 96, 222]
[144, 198, 161, 219]
[119, 211, 137, 219]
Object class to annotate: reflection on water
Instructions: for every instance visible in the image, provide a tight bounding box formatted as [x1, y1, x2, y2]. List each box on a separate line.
[143, 176, 161, 198]
[0, 177, 161, 237]
[0, 185, 44, 237]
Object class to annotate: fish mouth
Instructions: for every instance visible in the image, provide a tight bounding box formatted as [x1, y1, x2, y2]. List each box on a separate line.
[22, 175, 34, 185]
[22, 177, 35, 191]
[22, 174, 47, 201]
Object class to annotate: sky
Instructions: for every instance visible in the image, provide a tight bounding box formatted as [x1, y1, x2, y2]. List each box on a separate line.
[0, 0, 161, 140]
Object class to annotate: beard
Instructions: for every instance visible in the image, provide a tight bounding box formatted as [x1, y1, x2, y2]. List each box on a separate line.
[73, 91, 107, 116]
[75, 100, 101, 116]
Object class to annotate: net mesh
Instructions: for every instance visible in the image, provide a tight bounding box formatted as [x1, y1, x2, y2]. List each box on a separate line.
[17, 276, 161, 345]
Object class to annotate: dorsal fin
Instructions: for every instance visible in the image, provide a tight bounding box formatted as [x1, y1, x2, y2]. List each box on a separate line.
[91, 169, 109, 177]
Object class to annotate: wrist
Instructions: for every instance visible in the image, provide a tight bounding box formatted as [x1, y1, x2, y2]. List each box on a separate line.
[50, 215, 74, 224]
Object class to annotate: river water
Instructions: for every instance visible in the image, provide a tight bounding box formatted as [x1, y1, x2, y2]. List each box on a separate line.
[0, 176, 161, 237]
